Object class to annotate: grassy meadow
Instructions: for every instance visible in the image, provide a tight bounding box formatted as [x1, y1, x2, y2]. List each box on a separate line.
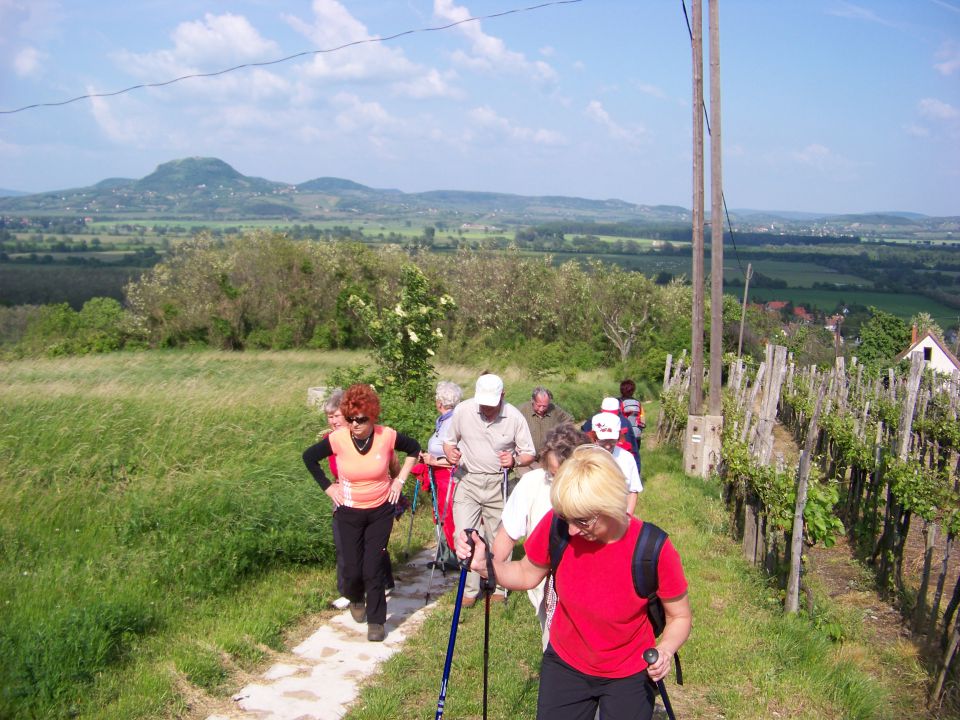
[0, 350, 618, 718]
[0, 350, 363, 718]
[1, 348, 941, 719]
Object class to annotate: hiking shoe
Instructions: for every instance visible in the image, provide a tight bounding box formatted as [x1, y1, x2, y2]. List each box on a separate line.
[461, 595, 478, 608]
[367, 623, 385, 642]
[489, 592, 506, 604]
[349, 602, 366, 623]
[332, 596, 350, 610]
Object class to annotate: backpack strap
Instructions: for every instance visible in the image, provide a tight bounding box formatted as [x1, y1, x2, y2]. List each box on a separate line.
[632, 521, 667, 598]
[632, 522, 683, 685]
[548, 514, 569, 571]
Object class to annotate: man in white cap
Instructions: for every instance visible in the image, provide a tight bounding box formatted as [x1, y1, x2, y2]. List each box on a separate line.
[582, 396, 642, 475]
[588, 412, 643, 515]
[443, 373, 536, 606]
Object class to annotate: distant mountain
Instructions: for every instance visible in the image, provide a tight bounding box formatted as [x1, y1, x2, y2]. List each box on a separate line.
[135, 157, 281, 194]
[0, 188, 30, 197]
[297, 177, 382, 193]
[0, 157, 954, 233]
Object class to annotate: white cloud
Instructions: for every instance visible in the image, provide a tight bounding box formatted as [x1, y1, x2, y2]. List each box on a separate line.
[934, 41, 960, 76]
[331, 92, 399, 134]
[13, 46, 42, 76]
[585, 100, 646, 145]
[121, 13, 279, 76]
[919, 97, 959, 120]
[826, 2, 898, 28]
[434, 0, 557, 84]
[116, 13, 290, 102]
[467, 106, 566, 145]
[791, 143, 833, 168]
[88, 93, 144, 144]
[635, 82, 667, 100]
[904, 123, 931, 137]
[393, 68, 463, 99]
[930, 0, 960, 14]
[285, 1, 459, 99]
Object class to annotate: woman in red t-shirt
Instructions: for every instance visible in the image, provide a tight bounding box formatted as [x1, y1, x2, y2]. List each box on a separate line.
[459, 445, 691, 719]
[303, 384, 420, 642]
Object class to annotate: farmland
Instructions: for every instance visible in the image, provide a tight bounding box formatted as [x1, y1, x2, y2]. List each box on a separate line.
[4, 215, 960, 335]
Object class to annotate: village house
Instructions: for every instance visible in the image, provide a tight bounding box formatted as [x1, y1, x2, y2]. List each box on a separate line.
[894, 328, 960, 375]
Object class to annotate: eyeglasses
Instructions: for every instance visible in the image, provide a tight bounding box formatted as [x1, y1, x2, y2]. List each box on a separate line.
[563, 514, 600, 531]
[346, 415, 369, 425]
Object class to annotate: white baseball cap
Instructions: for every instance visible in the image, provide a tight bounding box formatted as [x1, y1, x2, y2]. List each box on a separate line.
[600, 397, 620, 413]
[474, 374, 504, 406]
[591, 412, 621, 440]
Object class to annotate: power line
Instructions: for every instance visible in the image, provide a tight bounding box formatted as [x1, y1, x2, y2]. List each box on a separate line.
[0, 0, 583, 116]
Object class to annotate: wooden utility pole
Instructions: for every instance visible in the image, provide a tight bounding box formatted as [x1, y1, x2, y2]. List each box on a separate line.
[708, 0, 724, 417]
[685, 0, 725, 478]
[689, 0, 705, 417]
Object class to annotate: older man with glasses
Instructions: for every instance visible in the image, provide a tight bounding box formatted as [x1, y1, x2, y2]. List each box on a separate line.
[442, 373, 535, 607]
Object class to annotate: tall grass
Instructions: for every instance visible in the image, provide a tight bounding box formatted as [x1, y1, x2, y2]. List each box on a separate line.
[0, 351, 354, 717]
[0, 350, 617, 718]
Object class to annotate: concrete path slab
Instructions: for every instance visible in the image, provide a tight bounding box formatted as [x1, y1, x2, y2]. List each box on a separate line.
[207, 547, 458, 720]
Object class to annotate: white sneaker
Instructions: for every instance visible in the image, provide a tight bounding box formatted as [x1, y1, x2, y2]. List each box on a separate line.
[332, 596, 350, 610]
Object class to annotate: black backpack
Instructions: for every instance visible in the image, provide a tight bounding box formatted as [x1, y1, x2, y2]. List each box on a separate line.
[548, 515, 683, 685]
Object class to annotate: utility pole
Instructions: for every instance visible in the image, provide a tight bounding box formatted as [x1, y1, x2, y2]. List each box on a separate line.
[684, 0, 723, 478]
[688, 0, 705, 417]
[708, 0, 724, 419]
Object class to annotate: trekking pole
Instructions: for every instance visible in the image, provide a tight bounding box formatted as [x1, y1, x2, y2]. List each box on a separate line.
[479, 539, 497, 720]
[425, 467, 443, 603]
[435, 529, 478, 720]
[403, 471, 420, 561]
[643, 648, 678, 720]
[501, 467, 509, 505]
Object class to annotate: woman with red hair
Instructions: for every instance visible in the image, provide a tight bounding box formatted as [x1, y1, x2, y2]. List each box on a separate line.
[302, 384, 420, 642]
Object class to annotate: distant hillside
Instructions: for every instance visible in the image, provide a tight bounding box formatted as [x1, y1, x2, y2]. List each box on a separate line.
[0, 156, 695, 224]
[0, 188, 30, 198]
[0, 156, 955, 233]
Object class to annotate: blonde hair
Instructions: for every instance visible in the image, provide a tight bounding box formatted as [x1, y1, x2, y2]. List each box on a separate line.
[550, 445, 628, 520]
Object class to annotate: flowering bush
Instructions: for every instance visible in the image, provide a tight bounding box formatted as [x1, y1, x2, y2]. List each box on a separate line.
[348, 264, 455, 400]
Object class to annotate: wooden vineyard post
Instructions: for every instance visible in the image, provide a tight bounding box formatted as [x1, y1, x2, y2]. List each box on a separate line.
[786, 376, 826, 614]
[751, 344, 788, 465]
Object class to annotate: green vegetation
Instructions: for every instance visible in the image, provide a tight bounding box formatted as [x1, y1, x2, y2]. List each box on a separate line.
[347, 437, 927, 720]
[750, 287, 958, 329]
[0, 351, 933, 718]
[0, 351, 350, 717]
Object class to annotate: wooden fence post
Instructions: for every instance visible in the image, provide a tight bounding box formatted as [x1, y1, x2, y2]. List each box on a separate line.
[786, 376, 826, 613]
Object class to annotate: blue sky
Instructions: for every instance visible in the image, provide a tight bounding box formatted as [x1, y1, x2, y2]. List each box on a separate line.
[1, 0, 958, 216]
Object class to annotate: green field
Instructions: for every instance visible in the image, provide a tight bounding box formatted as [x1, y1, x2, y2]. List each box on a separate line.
[750, 287, 958, 327]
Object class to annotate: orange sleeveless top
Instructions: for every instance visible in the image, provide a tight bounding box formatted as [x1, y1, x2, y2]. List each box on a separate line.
[328, 425, 397, 509]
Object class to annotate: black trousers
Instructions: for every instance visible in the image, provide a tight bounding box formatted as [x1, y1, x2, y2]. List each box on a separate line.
[537, 646, 655, 720]
[333, 509, 394, 595]
[336, 502, 395, 624]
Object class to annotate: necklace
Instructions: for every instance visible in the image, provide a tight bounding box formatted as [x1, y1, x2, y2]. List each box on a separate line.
[351, 432, 373, 453]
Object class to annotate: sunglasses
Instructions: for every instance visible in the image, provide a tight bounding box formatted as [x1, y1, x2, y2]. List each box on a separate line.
[346, 415, 370, 425]
[563, 514, 600, 531]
